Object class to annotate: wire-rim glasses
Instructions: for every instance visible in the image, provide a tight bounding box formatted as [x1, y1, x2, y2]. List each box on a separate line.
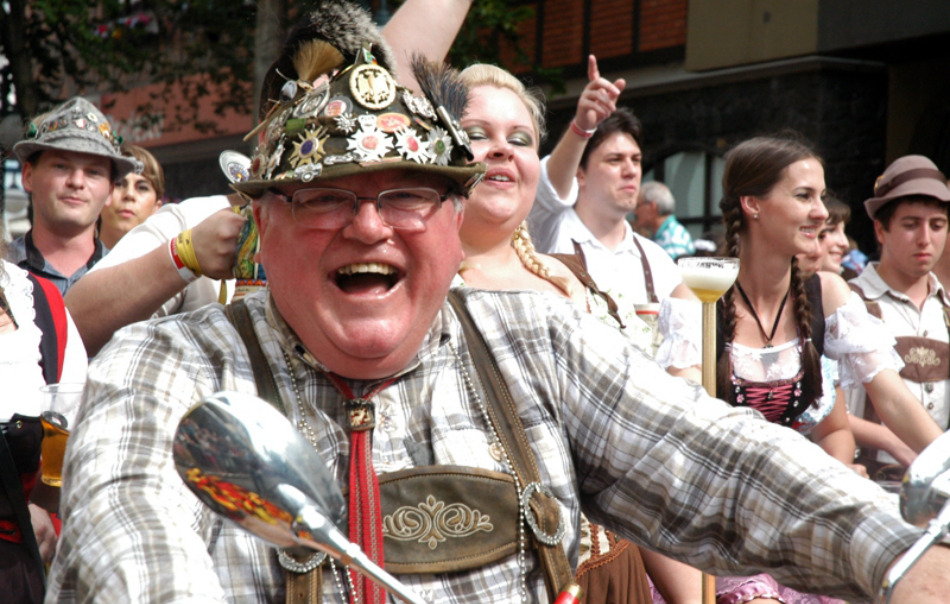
[267, 187, 450, 232]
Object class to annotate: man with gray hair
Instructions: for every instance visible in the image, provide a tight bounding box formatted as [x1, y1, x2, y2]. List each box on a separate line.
[7, 96, 140, 295]
[634, 181, 695, 260]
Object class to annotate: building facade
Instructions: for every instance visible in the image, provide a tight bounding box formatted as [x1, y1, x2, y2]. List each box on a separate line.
[102, 0, 950, 254]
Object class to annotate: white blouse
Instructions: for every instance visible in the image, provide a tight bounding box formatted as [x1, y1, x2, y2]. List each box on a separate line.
[0, 260, 87, 422]
[657, 293, 902, 389]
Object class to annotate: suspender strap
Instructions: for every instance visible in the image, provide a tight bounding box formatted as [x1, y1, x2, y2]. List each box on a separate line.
[227, 298, 573, 599]
[447, 290, 574, 599]
[572, 237, 658, 303]
[848, 283, 882, 319]
[0, 429, 46, 591]
[28, 273, 67, 384]
[225, 300, 286, 416]
[631, 237, 658, 304]
[570, 240, 586, 268]
[225, 301, 321, 604]
[549, 252, 625, 329]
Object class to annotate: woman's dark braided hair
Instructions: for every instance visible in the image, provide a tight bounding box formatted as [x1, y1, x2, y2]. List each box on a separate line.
[717, 135, 824, 408]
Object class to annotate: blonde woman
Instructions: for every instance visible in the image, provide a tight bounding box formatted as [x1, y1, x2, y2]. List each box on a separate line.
[457, 63, 700, 604]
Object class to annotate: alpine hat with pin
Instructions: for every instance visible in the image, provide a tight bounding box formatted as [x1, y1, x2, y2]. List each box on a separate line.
[231, 1, 485, 199]
[13, 96, 142, 179]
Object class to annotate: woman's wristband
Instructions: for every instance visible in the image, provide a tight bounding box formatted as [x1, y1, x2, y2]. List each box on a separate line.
[169, 230, 202, 283]
[569, 120, 596, 139]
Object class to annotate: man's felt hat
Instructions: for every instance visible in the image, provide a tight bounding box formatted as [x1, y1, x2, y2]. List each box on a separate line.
[12, 96, 141, 179]
[231, 1, 485, 199]
[864, 155, 950, 219]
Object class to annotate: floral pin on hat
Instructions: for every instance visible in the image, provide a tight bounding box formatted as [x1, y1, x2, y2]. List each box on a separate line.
[231, 1, 485, 199]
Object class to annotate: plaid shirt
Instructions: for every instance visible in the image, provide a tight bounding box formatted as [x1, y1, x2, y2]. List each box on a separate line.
[47, 288, 920, 603]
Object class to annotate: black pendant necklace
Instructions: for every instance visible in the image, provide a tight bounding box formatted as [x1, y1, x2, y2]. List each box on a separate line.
[734, 282, 789, 348]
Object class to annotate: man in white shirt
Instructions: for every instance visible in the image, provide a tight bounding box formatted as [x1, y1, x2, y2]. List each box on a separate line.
[846, 155, 950, 473]
[527, 57, 683, 316]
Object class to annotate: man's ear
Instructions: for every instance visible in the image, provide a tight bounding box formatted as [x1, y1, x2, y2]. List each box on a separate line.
[874, 218, 887, 246]
[21, 162, 34, 194]
[252, 200, 268, 241]
[576, 166, 587, 189]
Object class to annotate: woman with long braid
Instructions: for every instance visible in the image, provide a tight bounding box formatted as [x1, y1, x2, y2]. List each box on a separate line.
[455, 63, 701, 604]
[658, 135, 941, 604]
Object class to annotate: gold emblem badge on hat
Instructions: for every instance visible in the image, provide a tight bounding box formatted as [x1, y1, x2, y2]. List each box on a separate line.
[349, 63, 396, 110]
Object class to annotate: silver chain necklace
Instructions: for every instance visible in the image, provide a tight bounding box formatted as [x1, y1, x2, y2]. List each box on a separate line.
[449, 341, 529, 604]
[280, 349, 359, 604]
[278, 344, 531, 603]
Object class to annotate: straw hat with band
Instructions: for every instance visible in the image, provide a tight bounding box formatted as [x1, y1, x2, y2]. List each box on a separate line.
[231, 3, 485, 199]
[864, 155, 950, 220]
[12, 96, 142, 180]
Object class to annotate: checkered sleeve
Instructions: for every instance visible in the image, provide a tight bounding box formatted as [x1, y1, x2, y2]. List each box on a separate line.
[464, 289, 923, 602]
[46, 309, 250, 603]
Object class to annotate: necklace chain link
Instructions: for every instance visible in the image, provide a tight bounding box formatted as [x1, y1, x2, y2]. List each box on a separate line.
[450, 341, 529, 604]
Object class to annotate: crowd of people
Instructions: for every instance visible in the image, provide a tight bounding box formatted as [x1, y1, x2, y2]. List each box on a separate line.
[2, 1, 950, 604]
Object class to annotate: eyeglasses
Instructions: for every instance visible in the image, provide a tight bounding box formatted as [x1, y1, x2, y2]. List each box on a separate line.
[267, 187, 450, 232]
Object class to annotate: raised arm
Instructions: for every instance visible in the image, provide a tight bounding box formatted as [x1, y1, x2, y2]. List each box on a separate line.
[66, 206, 245, 356]
[381, 0, 473, 92]
[544, 55, 625, 200]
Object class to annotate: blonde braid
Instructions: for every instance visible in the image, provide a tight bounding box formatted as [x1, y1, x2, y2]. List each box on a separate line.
[512, 222, 573, 296]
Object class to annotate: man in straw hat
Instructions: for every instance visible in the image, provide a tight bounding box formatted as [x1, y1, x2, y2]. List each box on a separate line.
[847, 155, 950, 476]
[48, 4, 950, 603]
[7, 96, 140, 295]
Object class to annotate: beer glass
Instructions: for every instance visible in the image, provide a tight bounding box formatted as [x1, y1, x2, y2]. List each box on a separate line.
[40, 383, 83, 487]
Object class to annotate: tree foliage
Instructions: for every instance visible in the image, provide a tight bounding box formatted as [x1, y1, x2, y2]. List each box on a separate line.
[0, 0, 556, 135]
[0, 0, 260, 132]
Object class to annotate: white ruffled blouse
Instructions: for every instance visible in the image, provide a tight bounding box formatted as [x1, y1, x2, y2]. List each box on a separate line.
[0, 260, 87, 422]
[657, 292, 902, 392]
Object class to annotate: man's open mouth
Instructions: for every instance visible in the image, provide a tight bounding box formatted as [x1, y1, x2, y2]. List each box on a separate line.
[335, 262, 400, 294]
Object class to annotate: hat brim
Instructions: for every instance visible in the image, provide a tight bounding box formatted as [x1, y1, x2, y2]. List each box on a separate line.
[13, 139, 139, 180]
[231, 160, 486, 199]
[864, 179, 950, 219]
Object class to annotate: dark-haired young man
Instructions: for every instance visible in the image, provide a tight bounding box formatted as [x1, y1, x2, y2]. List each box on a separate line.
[527, 57, 684, 321]
[846, 155, 950, 472]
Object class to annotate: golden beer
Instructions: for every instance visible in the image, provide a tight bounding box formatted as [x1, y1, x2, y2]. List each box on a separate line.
[40, 411, 70, 487]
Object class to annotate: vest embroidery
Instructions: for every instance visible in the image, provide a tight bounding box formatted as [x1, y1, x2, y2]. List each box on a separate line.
[905, 346, 940, 367]
[383, 494, 494, 549]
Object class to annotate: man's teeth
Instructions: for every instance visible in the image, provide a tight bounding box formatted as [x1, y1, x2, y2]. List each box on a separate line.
[488, 174, 512, 182]
[337, 263, 396, 276]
